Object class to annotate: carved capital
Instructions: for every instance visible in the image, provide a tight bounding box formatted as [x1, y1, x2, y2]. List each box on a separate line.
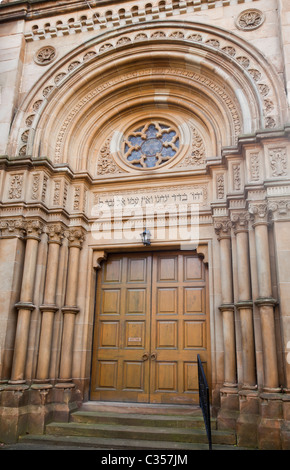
[24, 219, 44, 240]
[0, 218, 25, 239]
[248, 202, 269, 226]
[268, 199, 290, 219]
[231, 211, 250, 233]
[47, 223, 65, 245]
[214, 218, 232, 239]
[66, 228, 85, 248]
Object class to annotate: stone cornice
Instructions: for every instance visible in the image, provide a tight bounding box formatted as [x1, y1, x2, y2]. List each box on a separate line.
[0, 0, 257, 25]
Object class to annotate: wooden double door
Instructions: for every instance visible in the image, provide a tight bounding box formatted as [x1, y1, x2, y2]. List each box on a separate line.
[91, 251, 210, 404]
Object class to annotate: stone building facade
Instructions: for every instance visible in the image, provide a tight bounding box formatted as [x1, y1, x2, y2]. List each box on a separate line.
[0, 0, 290, 449]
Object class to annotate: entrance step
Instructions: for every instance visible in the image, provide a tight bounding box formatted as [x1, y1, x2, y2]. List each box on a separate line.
[20, 402, 238, 450]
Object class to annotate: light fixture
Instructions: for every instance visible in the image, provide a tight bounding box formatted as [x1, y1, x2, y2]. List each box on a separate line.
[140, 228, 151, 246]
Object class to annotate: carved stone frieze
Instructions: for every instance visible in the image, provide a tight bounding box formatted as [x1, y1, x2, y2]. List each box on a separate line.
[269, 148, 288, 177]
[217, 174, 225, 200]
[177, 126, 205, 168]
[8, 174, 23, 200]
[97, 138, 123, 175]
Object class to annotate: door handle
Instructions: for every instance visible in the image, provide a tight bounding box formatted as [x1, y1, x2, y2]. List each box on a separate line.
[151, 352, 157, 360]
[142, 352, 149, 361]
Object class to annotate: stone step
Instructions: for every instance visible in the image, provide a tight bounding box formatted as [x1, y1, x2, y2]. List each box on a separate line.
[19, 433, 240, 450]
[45, 421, 236, 446]
[70, 410, 214, 429]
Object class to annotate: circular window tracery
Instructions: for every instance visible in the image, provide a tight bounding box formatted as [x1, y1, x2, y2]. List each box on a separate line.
[123, 121, 180, 169]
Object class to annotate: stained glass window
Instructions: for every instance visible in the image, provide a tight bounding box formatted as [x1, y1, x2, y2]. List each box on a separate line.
[124, 122, 180, 169]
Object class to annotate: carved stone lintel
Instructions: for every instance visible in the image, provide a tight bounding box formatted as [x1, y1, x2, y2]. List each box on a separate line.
[93, 250, 107, 269]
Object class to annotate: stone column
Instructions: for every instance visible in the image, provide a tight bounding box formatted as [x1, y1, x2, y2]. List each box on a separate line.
[57, 228, 85, 386]
[215, 219, 237, 389]
[34, 224, 64, 384]
[232, 213, 256, 389]
[9, 220, 43, 384]
[249, 203, 280, 392]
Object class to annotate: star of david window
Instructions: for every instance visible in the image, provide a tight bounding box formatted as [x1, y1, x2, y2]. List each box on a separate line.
[123, 122, 180, 169]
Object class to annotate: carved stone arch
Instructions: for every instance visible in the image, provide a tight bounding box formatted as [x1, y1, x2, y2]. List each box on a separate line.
[7, 21, 287, 172]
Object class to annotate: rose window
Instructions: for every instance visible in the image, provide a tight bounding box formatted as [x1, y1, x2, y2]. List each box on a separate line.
[124, 122, 180, 169]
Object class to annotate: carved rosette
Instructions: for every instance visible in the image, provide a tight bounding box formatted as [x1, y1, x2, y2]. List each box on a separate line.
[236, 9, 265, 31]
[34, 46, 57, 66]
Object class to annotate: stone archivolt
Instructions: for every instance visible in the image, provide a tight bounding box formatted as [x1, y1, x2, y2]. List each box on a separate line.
[9, 21, 286, 170]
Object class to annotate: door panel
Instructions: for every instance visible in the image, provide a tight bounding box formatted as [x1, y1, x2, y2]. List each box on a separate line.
[91, 251, 210, 404]
[91, 253, 151, 402]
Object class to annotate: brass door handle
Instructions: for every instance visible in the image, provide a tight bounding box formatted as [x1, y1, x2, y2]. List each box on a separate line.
[142, 352, 149, 361]
[151, 352, 157, 360]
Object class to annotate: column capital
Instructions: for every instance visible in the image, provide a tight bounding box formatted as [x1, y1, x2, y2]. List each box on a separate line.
[248, 202, 270, 226]
[0, 218, 25, 239]
[214, 218, 232, 240]
[46, 223, 65, 245]
[24, 219, 44, 240]
[66, 227, 85, 248]
[231, 211, 250, 234]
[255, 297, 278, 307]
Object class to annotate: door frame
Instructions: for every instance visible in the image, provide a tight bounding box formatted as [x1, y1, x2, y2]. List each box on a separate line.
[89, 244, 212, 403]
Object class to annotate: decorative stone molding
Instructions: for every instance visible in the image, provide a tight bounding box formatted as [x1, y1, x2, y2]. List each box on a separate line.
[216, 174, 225, 200]
[97, 139, 123, 175]
[236, 9, 265, 31]
[34, 46, 57, 66]
[8, 174, 23, 200]
[93, 250, 107, 270]
[177, 126, 205, 168]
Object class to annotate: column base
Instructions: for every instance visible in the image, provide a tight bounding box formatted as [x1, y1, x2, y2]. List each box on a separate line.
[217, 386, 239, 431]
[258, 392, 283, 450]
[236, 390, 259, 448]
